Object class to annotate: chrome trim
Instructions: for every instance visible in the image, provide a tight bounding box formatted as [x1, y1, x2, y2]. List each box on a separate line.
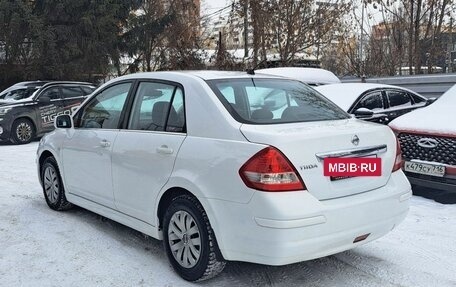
[315, 144, 387, 161]
[417, 138, 438, 149]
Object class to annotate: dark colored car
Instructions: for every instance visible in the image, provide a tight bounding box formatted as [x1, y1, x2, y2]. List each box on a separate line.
[0, 81, 95, 144]
[316, 83, 435, 124]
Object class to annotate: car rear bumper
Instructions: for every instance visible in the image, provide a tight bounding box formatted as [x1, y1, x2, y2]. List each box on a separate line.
[206, 171, 411, 266]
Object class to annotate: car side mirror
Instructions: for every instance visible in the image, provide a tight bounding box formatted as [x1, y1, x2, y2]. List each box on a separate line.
[38, 96, 51, 103]
[353, 108, 374, 118]
[55, 115, 73, 129]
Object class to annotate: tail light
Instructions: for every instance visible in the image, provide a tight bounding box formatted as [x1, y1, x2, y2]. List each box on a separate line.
[392, 138, 403, 172]
[239, 147, 306, 192]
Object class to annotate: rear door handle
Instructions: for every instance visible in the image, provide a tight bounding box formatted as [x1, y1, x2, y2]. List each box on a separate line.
[157, 145, 174, 155]
[100, 139, 111, 148]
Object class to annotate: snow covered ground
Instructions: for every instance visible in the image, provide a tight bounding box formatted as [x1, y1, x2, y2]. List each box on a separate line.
[1, 141, 455, 287]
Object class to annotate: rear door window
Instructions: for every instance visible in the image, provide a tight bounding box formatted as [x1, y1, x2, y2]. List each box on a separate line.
[61, 86, 85, 99]
[81, 86, 95, 95]
[387, 90, 412, 109]
[128, 82, 185, 133]
[40, 87, 61, 100]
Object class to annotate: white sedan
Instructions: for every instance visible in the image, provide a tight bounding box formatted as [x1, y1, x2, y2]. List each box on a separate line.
[37, 71, 411, 281]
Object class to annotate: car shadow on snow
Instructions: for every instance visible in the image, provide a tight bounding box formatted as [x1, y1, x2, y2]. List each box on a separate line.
[412, 185, 456, 204]
[0, 139, 40, 146]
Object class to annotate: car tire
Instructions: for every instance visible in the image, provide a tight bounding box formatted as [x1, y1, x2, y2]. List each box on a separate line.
[11, 118, 35, 144]
[163, 195, 226, 281]
[41, 157, 73, 211]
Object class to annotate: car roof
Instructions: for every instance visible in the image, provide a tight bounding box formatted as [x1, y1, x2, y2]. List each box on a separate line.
[113, 70, 286, 82]
[315, 83, 418, 111]
[256, 67, 341, 85]
[4, 81, 93, 91]
[41, 81, 94, 88]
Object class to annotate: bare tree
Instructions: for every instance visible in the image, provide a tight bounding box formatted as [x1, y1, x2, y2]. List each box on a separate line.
[235, 0, 351, 66]
[373, 0, 453, 74]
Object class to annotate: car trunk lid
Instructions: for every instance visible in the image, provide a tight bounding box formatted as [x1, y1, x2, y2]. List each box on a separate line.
[240, 119, 396, 200]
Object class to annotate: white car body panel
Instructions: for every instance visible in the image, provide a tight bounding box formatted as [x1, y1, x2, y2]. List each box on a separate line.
[62, 129, 119, 208]
[112, 130, 186, 223]
[209, 171, 411, 264]
[37, 71, 411, 266]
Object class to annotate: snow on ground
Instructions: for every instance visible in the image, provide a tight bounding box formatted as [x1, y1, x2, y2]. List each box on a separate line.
[1, 141, 456, 287]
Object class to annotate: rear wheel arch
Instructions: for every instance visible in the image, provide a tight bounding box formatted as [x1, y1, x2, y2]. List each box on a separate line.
[157, 187, 196, 230]
[160, 191, 226, 281]
[157, 187, 225, 258]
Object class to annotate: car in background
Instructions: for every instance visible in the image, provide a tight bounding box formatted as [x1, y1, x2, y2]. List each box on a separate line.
[37, 71, 411, 281]
[0, 81, 95, 144]
[316, 83, 434, 124]
[389, 84, 456, 200]
[257, 67, 341, 86]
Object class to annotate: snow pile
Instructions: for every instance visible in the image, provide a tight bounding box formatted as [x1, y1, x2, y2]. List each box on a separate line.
[389, 84, 456, 134]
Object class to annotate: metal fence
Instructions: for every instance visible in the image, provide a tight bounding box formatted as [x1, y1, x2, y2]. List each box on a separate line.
[342, 73, 456, 98]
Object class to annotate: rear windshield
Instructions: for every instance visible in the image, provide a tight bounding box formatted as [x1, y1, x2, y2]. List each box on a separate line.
[207, 78, 349, 124]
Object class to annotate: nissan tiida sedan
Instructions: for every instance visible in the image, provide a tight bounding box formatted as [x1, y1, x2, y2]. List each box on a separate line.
[37, 71, 411, 281]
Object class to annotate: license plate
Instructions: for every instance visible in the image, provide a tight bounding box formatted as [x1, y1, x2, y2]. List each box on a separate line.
[324, 157, 382, 177]
[404, 161, 445, 177]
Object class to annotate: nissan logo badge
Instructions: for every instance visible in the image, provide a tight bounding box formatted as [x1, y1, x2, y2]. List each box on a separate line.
[352, 135, 360, 146]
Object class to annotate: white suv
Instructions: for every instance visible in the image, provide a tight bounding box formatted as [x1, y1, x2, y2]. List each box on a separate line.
[37, 71, 411, 281]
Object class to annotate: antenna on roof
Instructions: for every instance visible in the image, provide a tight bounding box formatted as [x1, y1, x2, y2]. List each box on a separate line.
[245, 59, 268, 76]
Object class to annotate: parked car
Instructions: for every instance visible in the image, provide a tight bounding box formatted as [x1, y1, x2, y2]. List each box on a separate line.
[316, 83, 435, 124]
[389, 84, 456, 195]
[0, 81, 95, 144]
[257, 67, 341, 86]
[37, 71, 411, 281]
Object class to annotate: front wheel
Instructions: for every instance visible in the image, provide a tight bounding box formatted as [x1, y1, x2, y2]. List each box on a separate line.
[41, 157, 73, 211]
[163, 195, 225, 281]
[11, 118, 35, 144]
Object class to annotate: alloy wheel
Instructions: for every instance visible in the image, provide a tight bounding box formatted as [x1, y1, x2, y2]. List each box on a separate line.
[16, 122, 32, 142]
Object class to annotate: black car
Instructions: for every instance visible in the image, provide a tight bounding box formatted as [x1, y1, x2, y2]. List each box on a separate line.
[316, 83, 435, 124]
[0, 81, 95, 144]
